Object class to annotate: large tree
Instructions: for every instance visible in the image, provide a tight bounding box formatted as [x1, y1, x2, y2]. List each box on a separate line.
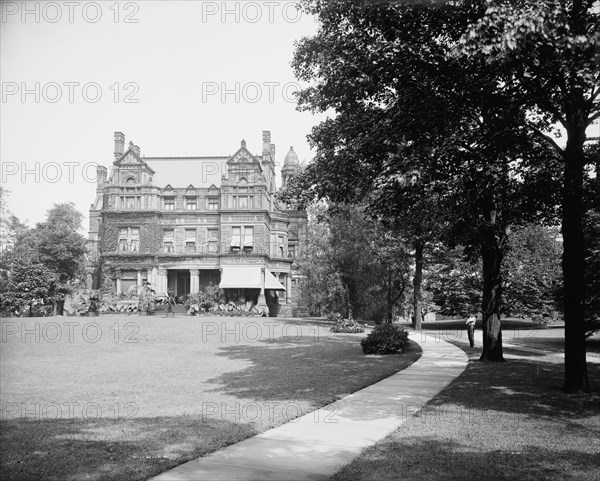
[286, 0, 560, 361]
[1, 202, 87, 316]
[457, 0, 599, 390]
[35, 203, 87, 284]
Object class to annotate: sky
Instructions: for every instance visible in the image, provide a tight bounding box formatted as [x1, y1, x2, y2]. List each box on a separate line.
[0, 0, 324, 228]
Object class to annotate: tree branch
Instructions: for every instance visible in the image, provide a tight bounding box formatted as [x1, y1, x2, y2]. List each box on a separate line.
[527, 124, 565, 157]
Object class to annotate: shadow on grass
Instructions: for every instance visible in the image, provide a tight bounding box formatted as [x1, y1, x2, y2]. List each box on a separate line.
[436, 342, 600, 418]
[0, 415, 256, 481]
[332, 437, 600, 481]
[206, 335, 422, 404]
[331, 343, 600, 481]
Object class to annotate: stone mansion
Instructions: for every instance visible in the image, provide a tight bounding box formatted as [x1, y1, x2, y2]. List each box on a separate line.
[87, 131, 308, 317]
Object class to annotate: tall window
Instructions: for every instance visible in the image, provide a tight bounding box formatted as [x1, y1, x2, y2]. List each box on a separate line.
[163, 229, 174, 253]
[231, 226, 253, 253]
[120, 196, 141, 209]
[235, 196, 254, 209]
[163, 197, 175, 210]
[185, 229, 196, 253]
[119, 227, 140, 252]
[185, 197, 197, 210]
[243, 226, 254, 253]
[231, 226, 242, 252]
[288, 244, 296, 259]
[278, 235, 285, 257]
[207, 197, 219, 210]
[207, 229, 219, 254]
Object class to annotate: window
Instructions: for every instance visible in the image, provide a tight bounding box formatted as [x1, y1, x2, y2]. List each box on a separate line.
[163, 197, 175, 210]
[185, 197, 197, 210]
[231, 226, 241, 252]
[231, 226, 254, 253]
[119, 195, 141, 209]
[288, 245, 296, 259]
[207, 197, 219, 210]
[163, 229, 174, 253]
[243, 226, 254, 253]
[243, 226, 253, 247]
[236, 196, 254, 209]
[185, 229, 196, 253]
[118, 227, 140, 252]
[278, 235, 285, 257]
[207, 229, 219, 254]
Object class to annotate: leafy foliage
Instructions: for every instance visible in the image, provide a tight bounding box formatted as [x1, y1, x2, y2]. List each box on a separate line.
[584, 162, 600, 336]
[1, 261, 58, 316]
[329, 315, 365, 334]
[361, 324, 410, 355]
[426, 245, 483, 317]
[71, 288, 101, 314]
[502, 224, 562, 321]
[295, 203, 411, 322]
[186, 285, 220, 315]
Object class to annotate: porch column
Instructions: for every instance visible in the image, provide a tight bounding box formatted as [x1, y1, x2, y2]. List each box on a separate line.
[137, 270, 143, 295]
[286, 274, 292, 304]
[115, 269, 122, 295]
[147, 268, 155, 289]
[158, 268, 167, 296]
[257, 266, 267, 309]
[190, 269, 200, 294]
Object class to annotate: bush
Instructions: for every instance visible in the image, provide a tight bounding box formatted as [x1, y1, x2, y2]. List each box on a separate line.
[330, 317, 365, 333]
[361, 323, 409, 355]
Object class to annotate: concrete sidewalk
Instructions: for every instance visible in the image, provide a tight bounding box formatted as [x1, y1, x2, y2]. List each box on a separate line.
[150, 333, 468, 481]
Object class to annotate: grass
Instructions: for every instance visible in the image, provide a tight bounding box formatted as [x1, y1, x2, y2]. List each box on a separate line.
[330, 336, 600, 481]
[0, 315, 420, 481]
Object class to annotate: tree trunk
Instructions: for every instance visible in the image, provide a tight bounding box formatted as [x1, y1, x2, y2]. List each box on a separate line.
[480, 224, 506, 362]
[412, 241, 425, 330]
[386, 287, 394, 323]
[562, 121, 588, 392]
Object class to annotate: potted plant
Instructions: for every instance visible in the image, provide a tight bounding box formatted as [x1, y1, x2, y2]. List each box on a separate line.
[72, 289, 101, 317]
[165, 289, 176, 318]
[138, 282, 156, 316]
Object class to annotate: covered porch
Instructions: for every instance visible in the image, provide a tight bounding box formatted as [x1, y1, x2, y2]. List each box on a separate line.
[219, 265, 291, 316]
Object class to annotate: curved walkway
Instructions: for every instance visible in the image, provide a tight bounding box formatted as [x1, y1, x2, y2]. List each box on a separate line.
[150, 332, 468, 481]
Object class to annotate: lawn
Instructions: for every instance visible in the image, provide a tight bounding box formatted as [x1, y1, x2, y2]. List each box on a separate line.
[331, 334, 600, 481]
[0, 315, 421, 481]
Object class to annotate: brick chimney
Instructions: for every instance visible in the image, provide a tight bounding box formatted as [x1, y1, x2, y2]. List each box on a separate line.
[129, 141, 141, 157]
[114, 131, 125, 162]
[262, 130, 271, 155]
[96, 165, 107, 185]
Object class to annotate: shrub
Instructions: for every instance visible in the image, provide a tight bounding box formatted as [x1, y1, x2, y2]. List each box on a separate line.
[361, 323, 409, 355]
[326, 312, 344, 323]
[330, 318, 365, 333]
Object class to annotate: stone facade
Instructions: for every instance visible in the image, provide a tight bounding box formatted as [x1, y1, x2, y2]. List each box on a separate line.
[87, 131, 309, 317]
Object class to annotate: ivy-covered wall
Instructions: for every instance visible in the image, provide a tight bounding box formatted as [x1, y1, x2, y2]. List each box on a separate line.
[101, 212, 162, 254]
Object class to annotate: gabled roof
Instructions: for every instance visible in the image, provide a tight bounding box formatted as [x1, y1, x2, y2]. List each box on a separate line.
[114, 148, 156, 174]
[227, 142, 262, 167]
